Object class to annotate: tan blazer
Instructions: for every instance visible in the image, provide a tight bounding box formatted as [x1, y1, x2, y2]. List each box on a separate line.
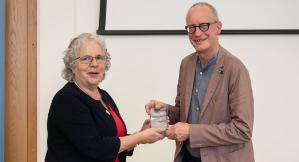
[168, 46, 255, 162]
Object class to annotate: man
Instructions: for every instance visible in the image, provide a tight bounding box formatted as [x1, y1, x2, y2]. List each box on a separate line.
[146, 2, 254, 162]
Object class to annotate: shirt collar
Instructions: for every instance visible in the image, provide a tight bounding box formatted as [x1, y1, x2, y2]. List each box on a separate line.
[198, 54, 217, 71]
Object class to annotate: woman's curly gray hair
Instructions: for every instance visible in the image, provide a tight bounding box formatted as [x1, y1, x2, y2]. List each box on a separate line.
[62, 33, 111, 82]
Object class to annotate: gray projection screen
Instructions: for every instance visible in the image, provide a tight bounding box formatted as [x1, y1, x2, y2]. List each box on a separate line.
[97, 0, 299, 35]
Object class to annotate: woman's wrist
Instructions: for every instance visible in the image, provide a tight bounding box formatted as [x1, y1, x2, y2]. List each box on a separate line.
[128, 131, 141, 144]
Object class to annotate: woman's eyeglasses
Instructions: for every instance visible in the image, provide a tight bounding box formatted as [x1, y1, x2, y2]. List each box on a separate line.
[73, 55, 111, 64]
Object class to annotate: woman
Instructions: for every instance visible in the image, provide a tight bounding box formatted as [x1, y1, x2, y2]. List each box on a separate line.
[45, 33, 165, 162]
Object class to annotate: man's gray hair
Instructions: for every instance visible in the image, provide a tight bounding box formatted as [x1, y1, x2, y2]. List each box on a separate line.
[190, 2, 219, 21]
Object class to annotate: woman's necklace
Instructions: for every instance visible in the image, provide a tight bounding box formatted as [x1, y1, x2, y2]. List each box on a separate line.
[98, 97, 111, 115]
[73, 81, 110, 115]
[73, 81, 101, 100]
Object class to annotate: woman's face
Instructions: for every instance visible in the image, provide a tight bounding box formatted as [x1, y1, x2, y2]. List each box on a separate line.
[72, 41, 107, 89]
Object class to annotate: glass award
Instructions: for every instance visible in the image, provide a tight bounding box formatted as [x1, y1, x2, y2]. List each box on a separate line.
[150, 107, 169, 128]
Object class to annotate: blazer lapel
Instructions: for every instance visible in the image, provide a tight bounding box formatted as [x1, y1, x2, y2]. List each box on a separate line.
[199, 47, 225, 119]
[183, 53, 197, 122]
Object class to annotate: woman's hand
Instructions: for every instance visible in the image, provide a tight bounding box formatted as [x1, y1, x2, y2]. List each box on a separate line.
[140, 119, 151, 132]
[138, 127, 166, 144]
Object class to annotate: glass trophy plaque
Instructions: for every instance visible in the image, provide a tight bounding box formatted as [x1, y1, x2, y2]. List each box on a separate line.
[150, 107, 169, 128]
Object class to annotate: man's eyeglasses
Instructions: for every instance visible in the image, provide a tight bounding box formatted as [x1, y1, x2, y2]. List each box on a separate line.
[73, 55, 111, 64]
[185, 21, 218, 34]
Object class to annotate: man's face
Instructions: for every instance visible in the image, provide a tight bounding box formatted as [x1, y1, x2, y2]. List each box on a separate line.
[186, 5, 222, 53]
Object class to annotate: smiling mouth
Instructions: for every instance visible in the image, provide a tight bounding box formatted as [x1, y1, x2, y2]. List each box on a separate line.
[194, 39, 205, 43]
[88, 72, 99, 75]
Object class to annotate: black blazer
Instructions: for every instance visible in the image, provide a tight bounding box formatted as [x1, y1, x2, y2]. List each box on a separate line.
[45, 82, 132, 162]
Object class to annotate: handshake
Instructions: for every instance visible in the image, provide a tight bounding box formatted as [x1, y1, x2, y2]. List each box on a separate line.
[137, 100, 190, 145]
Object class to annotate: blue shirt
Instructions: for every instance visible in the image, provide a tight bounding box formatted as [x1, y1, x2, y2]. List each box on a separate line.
[187, 55, 217, 123]
[185, 55, 217, 158]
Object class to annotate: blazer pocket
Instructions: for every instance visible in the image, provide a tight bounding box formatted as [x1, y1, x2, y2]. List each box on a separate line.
[222, 144, 246, 162]
[226, 143, 245, 154]
[220, 144, 245, 162]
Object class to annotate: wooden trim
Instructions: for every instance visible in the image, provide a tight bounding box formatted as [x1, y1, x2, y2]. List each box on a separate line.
[27, 0, 37, 161]
[5, 0, 37, 161]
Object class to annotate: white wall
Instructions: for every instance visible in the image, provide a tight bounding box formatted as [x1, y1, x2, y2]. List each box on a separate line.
[105, 0, 299, 30]
[38, 0, 299, 162]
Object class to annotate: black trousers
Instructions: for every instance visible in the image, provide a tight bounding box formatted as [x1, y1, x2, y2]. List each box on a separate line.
[181, 145, 201, 162]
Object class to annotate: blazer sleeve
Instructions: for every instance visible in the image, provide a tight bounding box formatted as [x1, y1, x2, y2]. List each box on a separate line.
[50, 92, 120, 161]
[168, 62, 183, 124]
[189, 61, 254, 148]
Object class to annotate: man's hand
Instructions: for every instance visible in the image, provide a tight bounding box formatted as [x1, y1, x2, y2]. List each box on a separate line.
[145, 99, 167, 115]
[166, 122, 190, 142]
